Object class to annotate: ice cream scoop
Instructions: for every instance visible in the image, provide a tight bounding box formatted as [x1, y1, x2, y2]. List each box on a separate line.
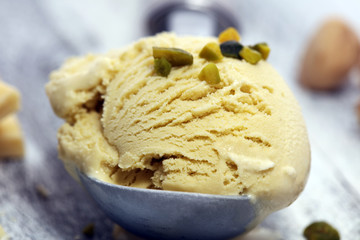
[78, 170, 257, 240]
[46, 32, 310, 238]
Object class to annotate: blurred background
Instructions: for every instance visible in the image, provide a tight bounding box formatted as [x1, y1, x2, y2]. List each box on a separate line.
[0, 0, 359, 239]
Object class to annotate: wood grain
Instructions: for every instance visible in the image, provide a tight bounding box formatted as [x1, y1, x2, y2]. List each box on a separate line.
[0, 0, 359, 239]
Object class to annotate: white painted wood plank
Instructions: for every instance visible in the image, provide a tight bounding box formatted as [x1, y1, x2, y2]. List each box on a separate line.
[0, 0, 359, 239]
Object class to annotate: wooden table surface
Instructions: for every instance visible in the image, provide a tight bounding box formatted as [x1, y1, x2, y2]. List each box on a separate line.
[0, 0, 359, 239]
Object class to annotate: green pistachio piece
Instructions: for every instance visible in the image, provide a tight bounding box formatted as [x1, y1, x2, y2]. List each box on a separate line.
[239, 47, 262, 65]
[303, 221, 340, 240]
[199, 42, 223, 61]
[154, 57, 172, 77]
[220, 41, 243, 59]
[153, 47, 193, 66]
[198, 63, 221, 85]
[251, 42, 270, 60]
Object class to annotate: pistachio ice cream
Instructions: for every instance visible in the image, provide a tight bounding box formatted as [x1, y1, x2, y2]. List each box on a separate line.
[46, 32, 310, 214]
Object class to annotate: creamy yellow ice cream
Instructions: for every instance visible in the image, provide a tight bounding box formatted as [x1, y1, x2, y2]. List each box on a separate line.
[46, 33, 310, 212]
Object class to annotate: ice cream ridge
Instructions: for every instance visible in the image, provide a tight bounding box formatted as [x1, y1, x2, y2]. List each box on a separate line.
[46, 28, 310, 214]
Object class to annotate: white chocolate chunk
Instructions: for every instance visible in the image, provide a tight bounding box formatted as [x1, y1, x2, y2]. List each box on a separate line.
[228, 152, 275, 172]
[0, 80, 20, 120]
[0, 115, 24, 158]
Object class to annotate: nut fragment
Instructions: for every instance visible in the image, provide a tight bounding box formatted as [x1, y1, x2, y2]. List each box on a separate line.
[220, 41, 243, 59]
[153, 47, 193, 66]
[154, 57, 172, 77]
[251, 43, 270, 60]
[199, 63, 221, 84]
[218, 27, 241, 43]
[239, 47, 262, 65]
[299, 18, 360, 90]
[303, 221, 340, 240]
[199, 42, 223, 61]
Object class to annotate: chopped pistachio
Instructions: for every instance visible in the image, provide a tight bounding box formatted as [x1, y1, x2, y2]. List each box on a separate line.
[220, 41, 243, 59]
[199, 42, 223, 61]
[153, 47, 193, 66]
[199, 63, 221, 85]
[82, 223, 95, 237]
[218, 27, 241, 43]
[251, 43, 270, 60]
[239, 47, 262, 65]
[303, 221, 340, 240]
[154, 57, 172, 77]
